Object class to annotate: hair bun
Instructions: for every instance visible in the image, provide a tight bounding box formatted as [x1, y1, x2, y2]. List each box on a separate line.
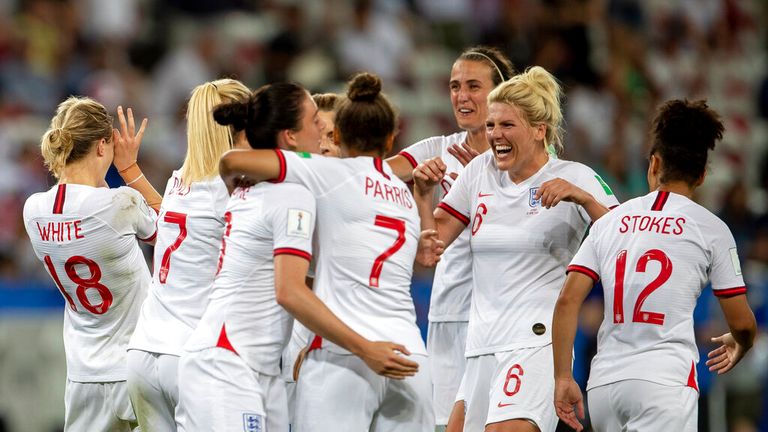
[47, 127, 72, 149]
[347, 72, 382, 102]
[213, 101, 249, 131]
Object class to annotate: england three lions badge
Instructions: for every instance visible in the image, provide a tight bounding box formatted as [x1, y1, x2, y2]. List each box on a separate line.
[527, 187, 541, 215]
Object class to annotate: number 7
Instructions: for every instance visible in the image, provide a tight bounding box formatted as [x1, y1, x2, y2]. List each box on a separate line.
[158, 211, 188, 284]
[369, 215, 406, 288]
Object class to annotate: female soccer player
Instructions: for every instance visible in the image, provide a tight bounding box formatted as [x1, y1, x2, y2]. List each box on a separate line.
[177, 80, 419, 431]
[552, 99, 757, 432]
[23, 97, 155, 431]
[313, 92, 342, 157]
[414, 66, 619, 432]
[125, 78, 250, 431]
[280, 91, 341, 424]
[386, 45, 515, 429]
[218, 72, 434, 432]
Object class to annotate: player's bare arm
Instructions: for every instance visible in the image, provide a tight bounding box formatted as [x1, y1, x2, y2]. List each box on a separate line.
[274, 254, 419, 380]
[535, 177, 610, 221]
[385, 154, 417, 182]
[412, 157, 462, 266]
[219, 148, 282, 191]
[707, 294, 757, 375]
[552, 271, 594, 432]
[113, 106, 162, 213]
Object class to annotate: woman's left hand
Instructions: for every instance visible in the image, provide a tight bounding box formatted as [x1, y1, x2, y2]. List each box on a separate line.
[113, 106, 148, 171]
[535, 178, 591, 209]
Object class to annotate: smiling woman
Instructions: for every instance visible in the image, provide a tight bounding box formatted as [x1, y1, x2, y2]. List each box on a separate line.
[384, 46, 515, 429]
[412, 66, 620, 432]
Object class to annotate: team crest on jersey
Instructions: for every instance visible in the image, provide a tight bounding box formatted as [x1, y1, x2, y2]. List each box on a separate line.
[287, 209, 312, 239]
[529, 187, 541, 207]
[527, 187, 541, 215]
[242, 413, 262, 432]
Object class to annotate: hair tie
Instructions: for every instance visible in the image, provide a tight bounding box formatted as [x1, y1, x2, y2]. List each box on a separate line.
[466, 51, 505, 82]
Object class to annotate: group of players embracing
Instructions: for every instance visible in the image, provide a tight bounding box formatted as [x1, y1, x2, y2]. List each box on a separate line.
[23, 44, 756, 432]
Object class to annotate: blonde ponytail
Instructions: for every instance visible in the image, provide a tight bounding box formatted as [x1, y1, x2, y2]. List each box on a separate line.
[180, 78, 251, 186]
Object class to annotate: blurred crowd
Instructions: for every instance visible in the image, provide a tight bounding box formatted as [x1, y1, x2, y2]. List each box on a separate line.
[1, 0, 767, 430]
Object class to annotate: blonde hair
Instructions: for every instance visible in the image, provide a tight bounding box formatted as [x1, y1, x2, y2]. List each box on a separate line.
[181, 78, 251, 185]
[40, 96, 113, 179]
[312, 93, 339, 112]
[487, 66, 564, 154]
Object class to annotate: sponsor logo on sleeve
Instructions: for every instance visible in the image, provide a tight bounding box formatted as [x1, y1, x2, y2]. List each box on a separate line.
[242, 413, 263, 432]
[287, 209, 311, 239]
[730, 248, 742, 276]
[296, 151, 312, 158]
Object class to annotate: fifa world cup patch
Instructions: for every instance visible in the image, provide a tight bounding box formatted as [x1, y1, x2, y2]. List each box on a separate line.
[529, 187, 541, 208]
[242, 413, 263, 432]
[287, 209, 312, 239]
[730, 248, 742, 276]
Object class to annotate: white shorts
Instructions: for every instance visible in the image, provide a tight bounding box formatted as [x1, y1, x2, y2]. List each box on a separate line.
[126, 349, 179, 432]
[176, 347, 287, 432]
[462, 344, 558, 432]
[427, 321, 468, 425]
[64, 380, 137, 432]
[294, 349, 433, 432]
[588, 380, 698, 432]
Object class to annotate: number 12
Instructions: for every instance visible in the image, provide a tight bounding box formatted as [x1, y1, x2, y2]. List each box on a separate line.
[614, 249, 671, 325]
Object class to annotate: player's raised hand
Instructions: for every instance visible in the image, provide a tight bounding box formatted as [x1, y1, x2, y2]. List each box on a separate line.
[416, 229, 445, 267]
[113, 106, 148, 171]
[360, 341, 419, 380]
[707, 332, 747, 375]
[413, 157, 447, 197]
[554, 377, 585, 431]
[535, 178, 591, 209]
[447, 142, 480, 166]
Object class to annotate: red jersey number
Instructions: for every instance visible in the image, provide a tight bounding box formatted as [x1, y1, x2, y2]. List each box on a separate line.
[45, 255, 113, 314]
[613, 248, 671, 325]
[158, 211, 188, 284]
[503, 364, 524, 397]
[471, 203, 488, 236]
[216, 212, 233, 276]
[369, 215, 406, 288]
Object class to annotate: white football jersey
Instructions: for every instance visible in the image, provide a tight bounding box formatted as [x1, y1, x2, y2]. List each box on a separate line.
[399, 132, 474, 321]
[568, 191, 746, 390]
[441, 153, 619, 356]
[23, 184, 156, 381]
[129, 171, 229, 356]
[275, 150, 427, 355]
[184, 182, 316, 376]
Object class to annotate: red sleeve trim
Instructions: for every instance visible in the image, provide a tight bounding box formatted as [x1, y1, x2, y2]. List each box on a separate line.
[609, 204, 619, 210]
[567, 264, 600, 282]
[138, 230, 157, 243]
[268, 149, 287, 184]
[713, 286, 747, 297]
[274, 247, 312, 262]
[437, 202, 470, 226]
[399, 151, 418, 169]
